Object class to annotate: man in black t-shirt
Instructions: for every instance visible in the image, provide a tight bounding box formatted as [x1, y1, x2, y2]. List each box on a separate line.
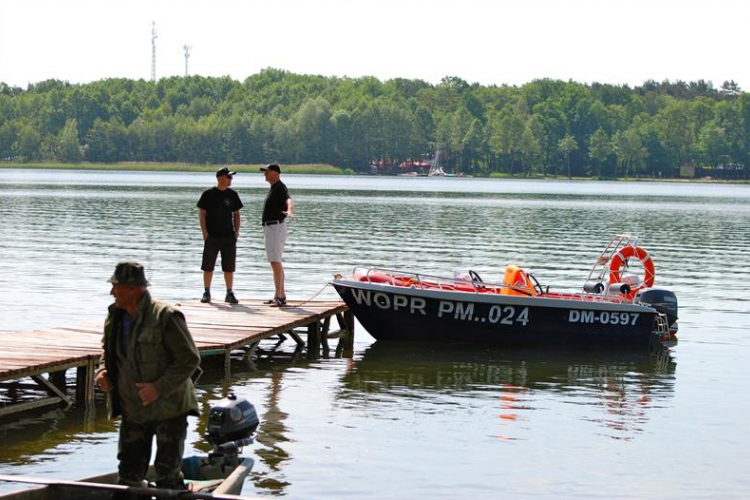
[260, 164, 294, 307]
[197, 167, 243, 304]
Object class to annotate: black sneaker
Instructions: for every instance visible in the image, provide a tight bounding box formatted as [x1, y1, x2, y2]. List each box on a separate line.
[200, 292, 211, 303]
[225, 291, 239, 304]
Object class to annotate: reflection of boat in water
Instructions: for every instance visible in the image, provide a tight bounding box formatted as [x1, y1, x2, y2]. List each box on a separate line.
[332, 235, 678, 347]
[343, 342, 675, 393]
[340, 342, 676, 439]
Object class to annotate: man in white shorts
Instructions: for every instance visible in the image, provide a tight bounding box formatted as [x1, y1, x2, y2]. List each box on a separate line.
[260, 164, 294, 307]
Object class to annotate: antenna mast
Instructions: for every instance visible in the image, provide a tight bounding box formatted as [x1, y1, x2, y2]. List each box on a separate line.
[151, 22, 158, 83]
[183, 45, 191, 77]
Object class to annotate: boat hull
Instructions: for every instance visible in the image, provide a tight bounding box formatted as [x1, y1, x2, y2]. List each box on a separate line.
[0, 455, 253, 500]
[332, 280, 661, 347]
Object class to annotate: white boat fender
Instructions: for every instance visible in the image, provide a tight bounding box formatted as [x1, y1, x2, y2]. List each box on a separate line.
[583, 281, 605, 294]
[605, 282, 631, 296]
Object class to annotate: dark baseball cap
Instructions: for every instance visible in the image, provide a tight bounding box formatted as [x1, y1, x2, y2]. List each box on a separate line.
[260, 164, 281, 173]
[107, 261, 150, 287]
[216, 167, 236, 178]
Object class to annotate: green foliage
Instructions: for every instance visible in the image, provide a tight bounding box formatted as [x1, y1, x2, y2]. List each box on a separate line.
[57, 118, 84, 162]
[0, 72, 747, 179]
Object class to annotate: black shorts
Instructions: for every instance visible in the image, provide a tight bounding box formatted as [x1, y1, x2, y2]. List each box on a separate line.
[201, 236, 237, 272]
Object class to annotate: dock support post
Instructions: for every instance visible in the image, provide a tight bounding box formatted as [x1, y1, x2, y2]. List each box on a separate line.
[307, 320, 321, 359]
[50, 370, 66, 393]
[338, 310, 355, 355]
[77, 358, 97, 408]
[244, 342, 259, 370]
[76, 366, 87, 402]
[223, 349, 233, 379]
[85, 358, 96, 408]
[320, 316, 331, 356]
[82, 357, 97, 428]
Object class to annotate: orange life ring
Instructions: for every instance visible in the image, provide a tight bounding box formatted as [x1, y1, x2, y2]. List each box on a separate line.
[608, 246, 655, 296]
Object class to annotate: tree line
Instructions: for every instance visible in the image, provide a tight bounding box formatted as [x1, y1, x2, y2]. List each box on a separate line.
[0, 69, 747, 179]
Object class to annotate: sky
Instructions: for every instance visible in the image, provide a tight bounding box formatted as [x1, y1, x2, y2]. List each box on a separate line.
[0, 0, 746, 90]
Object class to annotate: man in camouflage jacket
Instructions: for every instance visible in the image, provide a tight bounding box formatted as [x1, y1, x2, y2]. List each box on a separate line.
[96, 262, 201, 494]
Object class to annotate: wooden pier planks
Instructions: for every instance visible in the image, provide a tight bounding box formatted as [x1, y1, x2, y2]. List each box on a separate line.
[0, 299, 347, 380]
[0, 299, 350, 418]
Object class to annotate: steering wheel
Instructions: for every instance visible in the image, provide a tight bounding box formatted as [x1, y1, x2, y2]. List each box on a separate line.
[468, 270, 484, 283]
[527, 273, 546, 295]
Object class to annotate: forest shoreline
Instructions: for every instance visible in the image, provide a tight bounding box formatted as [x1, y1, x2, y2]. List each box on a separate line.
[0, 162, 746, 184]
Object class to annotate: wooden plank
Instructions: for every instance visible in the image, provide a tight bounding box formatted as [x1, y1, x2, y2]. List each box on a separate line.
[0, 350, 93, 358]
[0, 360, 92, 376]
[0, 341, 99, 351]
[0, 397, 64, 417]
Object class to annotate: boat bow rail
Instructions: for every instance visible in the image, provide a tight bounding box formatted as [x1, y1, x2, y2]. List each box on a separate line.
[341, 266, 636, 304]
[585, 234, 658, 294]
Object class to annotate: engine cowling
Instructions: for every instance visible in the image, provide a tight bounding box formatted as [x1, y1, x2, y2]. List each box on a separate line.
[637, 288, 678, 326]
[206, 393, 259, 447]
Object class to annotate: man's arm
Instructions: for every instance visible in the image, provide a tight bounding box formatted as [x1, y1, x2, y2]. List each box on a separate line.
[199, 208, 208, 240]
[233, 210, 241, 239]
[284, 197, 294, 220]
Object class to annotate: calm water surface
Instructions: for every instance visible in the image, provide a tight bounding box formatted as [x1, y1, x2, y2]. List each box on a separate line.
[0, 170, 748, 499]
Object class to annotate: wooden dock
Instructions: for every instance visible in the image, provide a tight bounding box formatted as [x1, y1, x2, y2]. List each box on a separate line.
[0, 299, 352, 420]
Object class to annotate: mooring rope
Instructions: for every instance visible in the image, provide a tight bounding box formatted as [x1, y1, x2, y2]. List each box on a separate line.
[291, 282, 334, 308]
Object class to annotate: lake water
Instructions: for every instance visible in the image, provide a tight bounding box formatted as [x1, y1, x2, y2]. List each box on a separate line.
[0, 170, 748, 499]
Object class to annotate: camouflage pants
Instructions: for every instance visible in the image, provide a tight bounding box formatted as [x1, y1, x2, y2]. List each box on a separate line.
[116, 414, 188, 492]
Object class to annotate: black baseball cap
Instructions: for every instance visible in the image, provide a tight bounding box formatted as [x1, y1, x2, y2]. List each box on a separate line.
[260, 164, 281, 173]
[216, 167, 236, 178]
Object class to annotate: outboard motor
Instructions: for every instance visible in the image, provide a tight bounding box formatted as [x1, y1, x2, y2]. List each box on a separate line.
[206, 393, 259, 454]
[183, 394, 259, 481]
[637, 289, 678, 325]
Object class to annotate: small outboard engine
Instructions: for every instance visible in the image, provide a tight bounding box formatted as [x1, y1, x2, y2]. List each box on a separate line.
[636, 289, 679, 325]
[183, 393, 259, 480]
[206, 393, 259, 451]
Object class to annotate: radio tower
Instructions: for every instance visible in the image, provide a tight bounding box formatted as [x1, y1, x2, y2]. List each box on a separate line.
[151, 22, 158, 83]
[183, 45, 191, 77]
